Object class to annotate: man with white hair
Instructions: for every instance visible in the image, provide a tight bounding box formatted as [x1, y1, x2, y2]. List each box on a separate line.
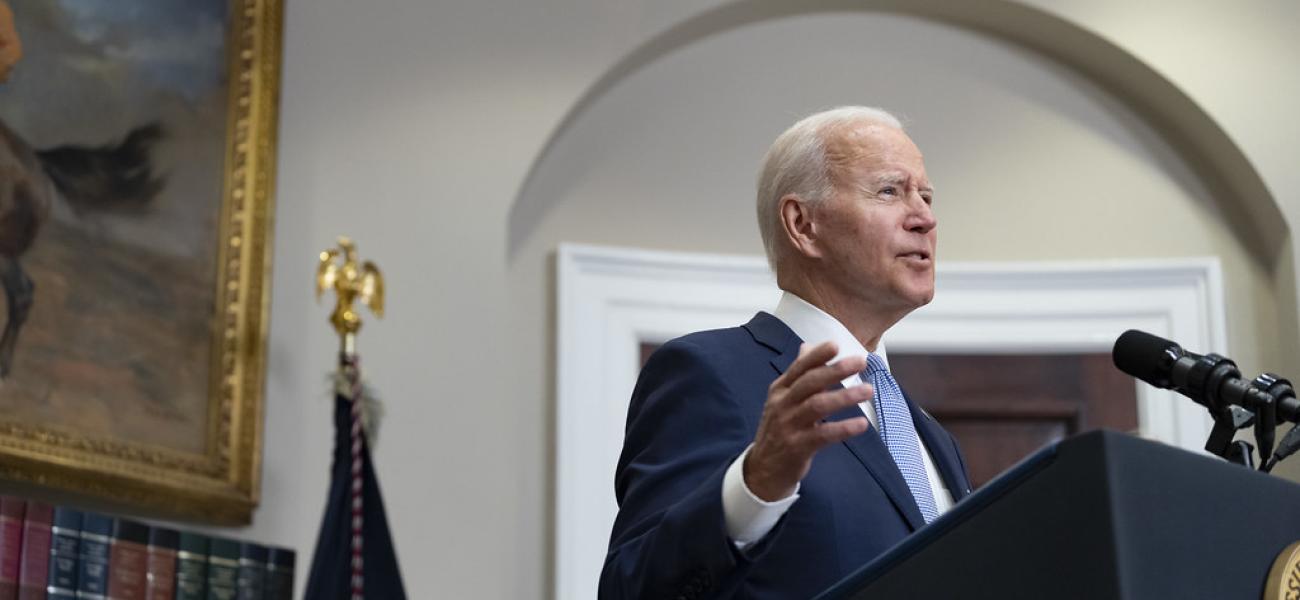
[599, 107, 973, 599]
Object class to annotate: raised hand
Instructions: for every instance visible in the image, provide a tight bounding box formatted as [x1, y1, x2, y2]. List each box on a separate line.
[744, 341, 872, 501]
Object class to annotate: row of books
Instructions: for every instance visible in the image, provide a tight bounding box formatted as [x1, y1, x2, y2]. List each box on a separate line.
[0, 496, 294, 600]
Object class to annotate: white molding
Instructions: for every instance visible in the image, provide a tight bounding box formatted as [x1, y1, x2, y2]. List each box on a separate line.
[555, 243, 1225, 600]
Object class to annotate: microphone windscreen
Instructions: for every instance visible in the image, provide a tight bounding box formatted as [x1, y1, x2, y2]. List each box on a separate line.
[1113, 329, 1179, 387]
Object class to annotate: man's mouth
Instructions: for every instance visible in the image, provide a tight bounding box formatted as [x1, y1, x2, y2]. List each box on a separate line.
[897, 250, 931, 262]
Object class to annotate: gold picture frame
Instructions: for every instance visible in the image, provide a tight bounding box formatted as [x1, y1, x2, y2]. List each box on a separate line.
[0, 0, 281, 525]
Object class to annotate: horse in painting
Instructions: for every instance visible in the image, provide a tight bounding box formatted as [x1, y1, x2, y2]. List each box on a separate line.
[0, 0, 165, 380]
[0, 119, 164, 379]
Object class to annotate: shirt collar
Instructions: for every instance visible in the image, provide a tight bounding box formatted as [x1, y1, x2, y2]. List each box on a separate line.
[772, 291, 890, 372]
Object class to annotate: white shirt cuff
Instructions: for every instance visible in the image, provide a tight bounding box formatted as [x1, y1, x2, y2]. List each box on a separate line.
[721, 444, 800, 550]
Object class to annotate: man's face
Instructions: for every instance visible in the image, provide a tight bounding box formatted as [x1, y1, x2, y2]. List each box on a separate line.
[0, 1, 21, 83]
[810, 122, 937, 313]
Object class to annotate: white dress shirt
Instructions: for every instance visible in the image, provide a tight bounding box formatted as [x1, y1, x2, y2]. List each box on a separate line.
[721, 292, 955, 549]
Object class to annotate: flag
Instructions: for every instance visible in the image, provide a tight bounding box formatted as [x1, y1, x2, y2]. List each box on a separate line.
[305, 360, 406, 599]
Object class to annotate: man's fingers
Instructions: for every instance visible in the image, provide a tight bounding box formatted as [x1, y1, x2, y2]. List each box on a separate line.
[784, 355, 867, 404]
[796, 384, 873, 424]
[809, 417, 870, 447]
[775, 341, 839, 390]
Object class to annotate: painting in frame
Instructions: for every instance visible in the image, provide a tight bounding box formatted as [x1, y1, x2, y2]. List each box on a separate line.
[0, 0, 281, 524]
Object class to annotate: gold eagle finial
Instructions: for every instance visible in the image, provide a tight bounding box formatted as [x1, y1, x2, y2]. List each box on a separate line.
[316, 236, 384, 354]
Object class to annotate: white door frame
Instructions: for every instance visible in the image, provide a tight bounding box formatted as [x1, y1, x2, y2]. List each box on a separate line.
[555, 242, 1226, 600]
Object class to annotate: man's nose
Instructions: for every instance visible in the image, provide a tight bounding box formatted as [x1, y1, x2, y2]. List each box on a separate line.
[907, 194, 936, 234]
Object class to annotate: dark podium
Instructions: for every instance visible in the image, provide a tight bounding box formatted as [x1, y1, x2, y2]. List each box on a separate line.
[815, 430, 1300, 599]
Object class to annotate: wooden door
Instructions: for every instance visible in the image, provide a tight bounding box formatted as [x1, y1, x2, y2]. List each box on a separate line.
[889, 353, 1137, 488]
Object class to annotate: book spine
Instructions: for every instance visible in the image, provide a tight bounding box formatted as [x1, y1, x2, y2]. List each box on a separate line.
[16, 503, 51, 600]
[233, 563, 263, 600]
[143, 528, 177, 600]
[262, 548, 293, 600]
[261, 568, 290, 600]
[0, 497, 26, 600]
[234, 543, 266, 600]
[46, 509, 81, 600]
[204, 539, 239, 600]
[78, 514, 112, 599]
[174, 551, 205, 600]
[204, 558, 237, 600]
[107, 520, 148, 600]
[143, 547, 175, 600]
[173, 533, 207, 600]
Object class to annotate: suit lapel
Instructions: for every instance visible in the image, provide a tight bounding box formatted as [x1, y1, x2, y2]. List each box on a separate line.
[742, 312, 801, 376]
[744, 312, 927, 531]
[825, 405, 928, 531]
[906, 394, 972, 502]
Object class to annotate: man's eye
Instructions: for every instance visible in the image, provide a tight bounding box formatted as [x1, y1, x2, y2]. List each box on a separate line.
[879, 186, 897, 196]
[922, 195, 933, 205]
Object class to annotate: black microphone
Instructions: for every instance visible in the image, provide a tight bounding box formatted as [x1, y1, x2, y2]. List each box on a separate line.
[1115, 330, 1235, 411]
[1112, 330, 1299, 422]
[1112, 329, 1300, 469]
[1112, 329, 1186, 391]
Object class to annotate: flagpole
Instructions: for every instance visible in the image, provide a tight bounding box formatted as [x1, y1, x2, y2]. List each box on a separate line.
[341, 332, 357, 364]
[315, 236, 385, 600]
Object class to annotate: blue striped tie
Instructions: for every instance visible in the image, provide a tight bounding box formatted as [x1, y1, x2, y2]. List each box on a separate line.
[863, 353, 939, 523]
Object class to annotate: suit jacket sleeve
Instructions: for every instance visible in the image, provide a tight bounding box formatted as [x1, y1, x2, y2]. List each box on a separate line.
[599, 338, 778, 600]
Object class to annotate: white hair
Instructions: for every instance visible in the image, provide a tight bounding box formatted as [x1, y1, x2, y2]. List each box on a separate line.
[755, 106, 904, 272]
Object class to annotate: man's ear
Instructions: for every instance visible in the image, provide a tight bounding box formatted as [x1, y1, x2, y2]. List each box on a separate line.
[779, 194, 821, 259]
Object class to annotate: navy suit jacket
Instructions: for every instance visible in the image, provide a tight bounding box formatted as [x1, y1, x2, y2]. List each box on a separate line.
[599, 312, 972, 599]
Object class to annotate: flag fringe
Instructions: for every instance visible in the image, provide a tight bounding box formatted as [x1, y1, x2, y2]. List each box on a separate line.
[328, 369, 385, 449]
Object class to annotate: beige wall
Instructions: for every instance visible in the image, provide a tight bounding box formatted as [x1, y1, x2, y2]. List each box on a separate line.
[238, 1, 1300, 597]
